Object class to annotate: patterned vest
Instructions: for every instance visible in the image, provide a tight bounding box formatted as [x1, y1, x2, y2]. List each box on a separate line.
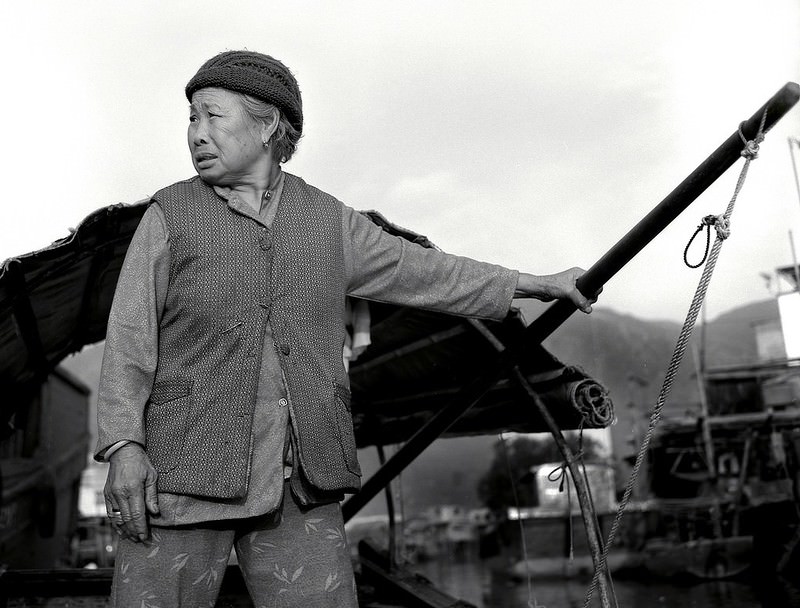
[147, 174, 359, 499]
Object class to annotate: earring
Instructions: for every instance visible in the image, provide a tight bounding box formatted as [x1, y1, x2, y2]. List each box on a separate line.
[262, 137, 270, 149]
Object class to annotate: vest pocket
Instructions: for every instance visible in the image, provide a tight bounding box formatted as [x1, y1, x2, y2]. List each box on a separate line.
[145, 379, 193, 474]
[333, 382, 361, 476]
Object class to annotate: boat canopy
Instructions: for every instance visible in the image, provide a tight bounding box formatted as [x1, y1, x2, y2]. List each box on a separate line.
[0, 201, 612, 444]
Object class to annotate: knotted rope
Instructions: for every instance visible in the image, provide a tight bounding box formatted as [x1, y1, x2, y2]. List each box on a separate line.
[683, 214, 731, 268]
[548, 456, 578, 560]
[583, 111, 768, 607]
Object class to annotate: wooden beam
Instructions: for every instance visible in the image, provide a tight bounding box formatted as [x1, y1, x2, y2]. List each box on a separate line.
[525, 82, 800, 345]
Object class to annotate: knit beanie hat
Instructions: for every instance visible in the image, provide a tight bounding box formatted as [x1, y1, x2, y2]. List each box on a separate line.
[185, 51, 303, 134]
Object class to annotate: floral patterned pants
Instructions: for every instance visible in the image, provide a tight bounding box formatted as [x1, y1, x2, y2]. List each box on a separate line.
[110, 490, 358, 607]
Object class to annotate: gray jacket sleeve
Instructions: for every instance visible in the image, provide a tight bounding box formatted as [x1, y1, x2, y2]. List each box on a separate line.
[94, 203, 170, 459]
[342, 205, 518, 321]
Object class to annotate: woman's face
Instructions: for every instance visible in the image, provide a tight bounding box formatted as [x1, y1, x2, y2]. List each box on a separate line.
[188, 88, 267, 186]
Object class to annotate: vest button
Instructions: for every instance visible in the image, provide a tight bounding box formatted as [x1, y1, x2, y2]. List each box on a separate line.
[278, 398, 288, 407]
[281, 345, 291, 356]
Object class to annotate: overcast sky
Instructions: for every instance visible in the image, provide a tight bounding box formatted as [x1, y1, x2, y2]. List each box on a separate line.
[2, 1, 799, 322]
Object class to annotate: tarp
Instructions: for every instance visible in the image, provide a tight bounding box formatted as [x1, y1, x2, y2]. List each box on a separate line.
[1, 203, 148, 407]
[0, 202, 613, 444]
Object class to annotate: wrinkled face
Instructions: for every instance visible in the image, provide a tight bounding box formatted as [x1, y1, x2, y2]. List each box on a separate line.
[188, 87, 266, 186]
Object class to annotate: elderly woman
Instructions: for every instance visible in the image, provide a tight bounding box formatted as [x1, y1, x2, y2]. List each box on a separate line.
[96, 51, 595, 607]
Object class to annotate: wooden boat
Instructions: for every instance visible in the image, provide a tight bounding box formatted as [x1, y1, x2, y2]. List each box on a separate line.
[0, 200, 613, 607]
[0, 82, 797, 607]
[630, 359, 800, 581]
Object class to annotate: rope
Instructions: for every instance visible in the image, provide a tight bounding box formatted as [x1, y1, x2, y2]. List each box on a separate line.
[570, 380, 615, 427]
[583, 111, 768, 607]
[683, 214, 731, 268]
[500, 433, 545, 608]
[548, 458, 577, 562]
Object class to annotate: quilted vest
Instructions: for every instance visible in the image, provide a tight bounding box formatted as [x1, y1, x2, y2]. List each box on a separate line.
[147, 174, 359, 499]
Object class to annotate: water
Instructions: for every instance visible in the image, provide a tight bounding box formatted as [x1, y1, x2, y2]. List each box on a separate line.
[412, 558, 800, 608]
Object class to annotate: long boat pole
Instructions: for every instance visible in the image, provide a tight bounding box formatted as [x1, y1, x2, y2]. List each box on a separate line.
[526, 82, 800, 344]
[343, 83, 800, 525]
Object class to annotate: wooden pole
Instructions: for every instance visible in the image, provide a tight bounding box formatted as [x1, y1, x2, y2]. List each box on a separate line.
[343, 83, 800, 526]
[511, 367, 615, 608]
[525, 82, 800, 345]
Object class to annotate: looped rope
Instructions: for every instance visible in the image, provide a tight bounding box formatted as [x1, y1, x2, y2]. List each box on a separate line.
[548, 463, 576, 563]
[547, 462, 569, 488]
[570, 379, 615, 427]
[548, 452, 583, 490]
[583, 109, 769, 608]
[683, 214, 731, 268]
[548, 447, 587, 563]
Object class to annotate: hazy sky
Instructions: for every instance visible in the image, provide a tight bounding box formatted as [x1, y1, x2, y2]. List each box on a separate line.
[2, 1, 799, 321]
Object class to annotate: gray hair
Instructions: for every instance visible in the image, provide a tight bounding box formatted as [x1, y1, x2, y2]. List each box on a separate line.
[236, 92, 301, 164]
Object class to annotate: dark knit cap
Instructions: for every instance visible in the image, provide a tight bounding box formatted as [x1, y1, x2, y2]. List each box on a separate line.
[185, 51, 303, 134]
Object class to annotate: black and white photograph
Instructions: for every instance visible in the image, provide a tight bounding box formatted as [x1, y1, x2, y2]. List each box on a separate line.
[1, 2, 799, 607]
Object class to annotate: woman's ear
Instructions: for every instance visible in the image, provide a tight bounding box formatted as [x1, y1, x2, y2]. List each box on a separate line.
[260, 114, 279, 146]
